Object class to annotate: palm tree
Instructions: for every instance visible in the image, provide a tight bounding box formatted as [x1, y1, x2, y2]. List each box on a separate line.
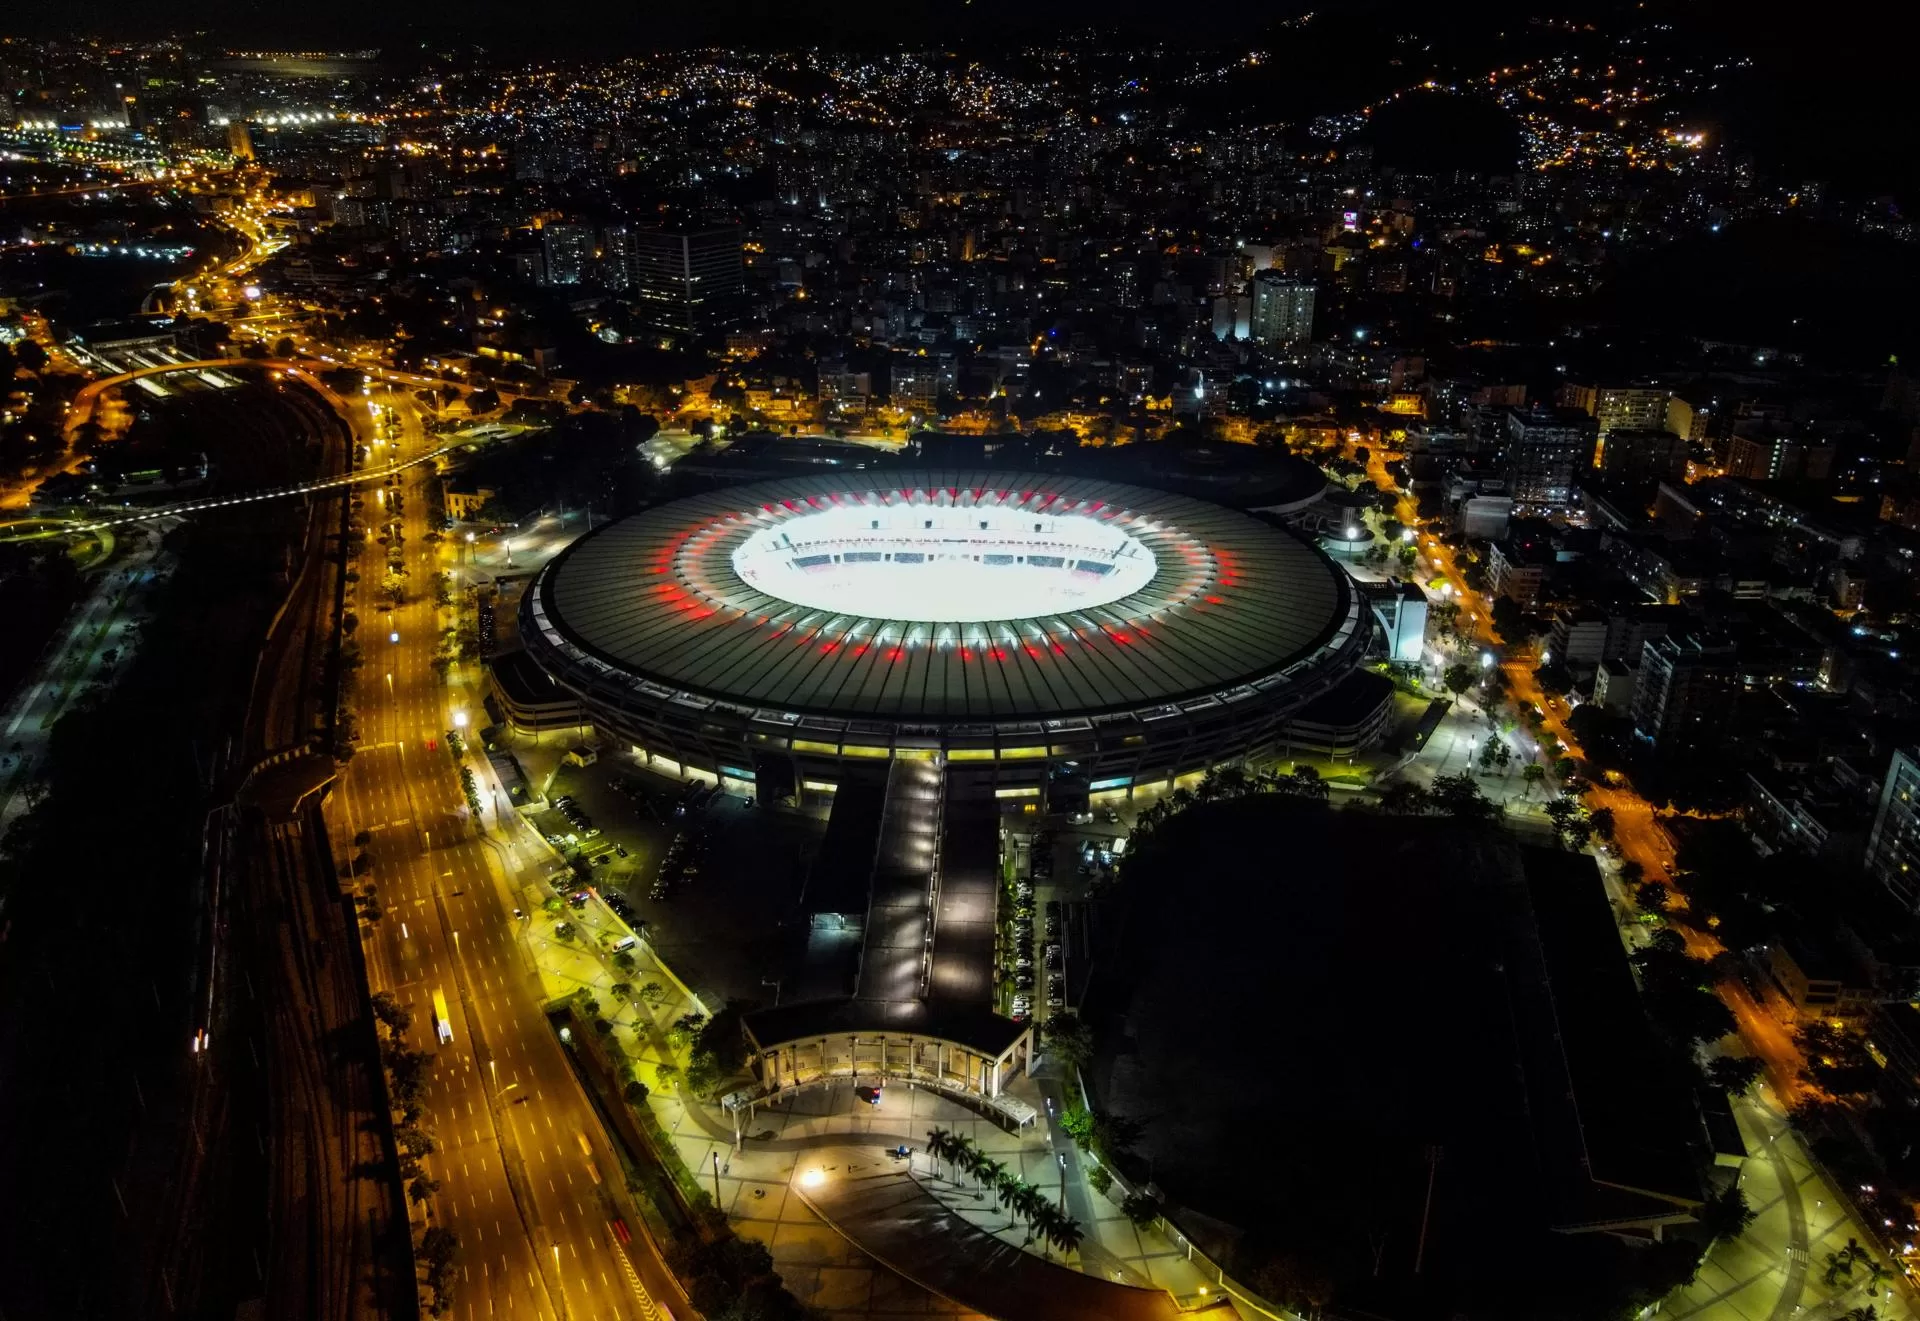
[1012, 1179, 1046, 1232]
[1840, 1307, 1879, 1321]
[1859, 1257, 1894, 1294]
[925, 1128, 953, 1183]
[975, 1156, 1006, 1205]
[1049, 1212, 1086, 1260]
[994, 1171, 1025, 1231]
[1825, 1249, 1857, 1287]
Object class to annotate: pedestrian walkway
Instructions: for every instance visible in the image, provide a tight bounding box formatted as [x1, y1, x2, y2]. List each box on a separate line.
[797, 1151, 1218, 1321]
[1661, 1088, 1916, 1321]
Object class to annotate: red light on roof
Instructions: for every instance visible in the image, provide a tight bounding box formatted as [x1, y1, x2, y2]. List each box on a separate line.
[1206, 595, 1225, 605]
[821, 641, 839, 654]
[989, 647, 1007, 661]
[887, 647, 906, 662]
[1023, 644, 1043, 659]
[852, 643, 870, 656]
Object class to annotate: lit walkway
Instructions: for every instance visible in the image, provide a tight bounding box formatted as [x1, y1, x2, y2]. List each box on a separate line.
[796, 1152, 1219, 1321]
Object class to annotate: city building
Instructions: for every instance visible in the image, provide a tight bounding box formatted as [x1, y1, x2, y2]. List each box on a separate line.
[1249, 271, 1315, 345]
[1563, 383, 1671, 438]
[1630, 633, 1737, 752]
[540, 223, 595, 287]
[1501, 405, 1597, 515]
[627, 224, 746, 336]
[1488, 538, 1550, 606]
[1597, 427, 1690, 483]
[225, 119, 253, 163]
[1548, 608, 1608, 671]
[1866, 748, 1920, 913]
[1725, 428, 1836, 482]
[1593, 657, 1637, 714]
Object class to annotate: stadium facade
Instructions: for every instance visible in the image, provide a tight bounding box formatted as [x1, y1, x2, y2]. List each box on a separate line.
[520, 469, 1372, 802]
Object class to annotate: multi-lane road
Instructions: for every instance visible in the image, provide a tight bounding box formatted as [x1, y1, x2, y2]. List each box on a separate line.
[327, 390, 681, 1321]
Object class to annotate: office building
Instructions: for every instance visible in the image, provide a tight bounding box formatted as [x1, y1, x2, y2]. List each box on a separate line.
[225, 119, 253, 163]
[1502, 405, 1598, 515]
[1249, 272, 1314, 346]
[628, 225, 747, 337]
[1867, 749, 1920, 913]
[540, 223, 595, 287]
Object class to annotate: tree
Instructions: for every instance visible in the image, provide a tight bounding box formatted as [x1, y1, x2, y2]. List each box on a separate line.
[1588, 806, 1616, 841]
[1635, 880, 1671, 914]
[1707, 1056, 1765, 1094]
[613, 950, 637, 975]
[1087, 1164, 1113, 1197]
[1478, 736, 1501, 773]
[1274, 764, 1331, 802]
[1534, 661, 1574, 697]
[1376, 780, 1432, 815]
[1797, 1022, 1879, 1098]
[1520, 762, 1547, 796]
[926, 1128, 958, 1183]
[638, 981, 667, 1005]
[409, 1174, 441, 1205]
[14, 340, 47, 374]
[370, 991, 412, 1037]
[1120, 1191, 1162, 1230]
[1043, 1012, 1094, 1072]
[623, 1080, 651, 1105]
[1090, 1110, 1143, 1158]
[1697, 1186, 1755, 1242]
[1430, 773, 1502, 825]
[1059, 1102, 1095, 1149]
[1442, 663, 1476, 696]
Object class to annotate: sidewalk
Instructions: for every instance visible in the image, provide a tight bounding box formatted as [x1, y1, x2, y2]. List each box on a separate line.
[1663, 1087, 1916, 1321]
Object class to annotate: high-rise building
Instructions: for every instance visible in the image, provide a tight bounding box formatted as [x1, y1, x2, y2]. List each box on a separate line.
[225, 119, 254, 163]
[1725, 429, 1836, 481]
[540, 223, 596, 287]
[628, 225, 747, 337]
[1629, 633, 1736, 752]
[1501, 405, 1597, 514]
[1596, 428, 1689, 483]
[1249, 272, 1314, 345]
[1867, 749, 1920, 912]
[601, 226, 637, 293]
[1561, 384, 1670, 438]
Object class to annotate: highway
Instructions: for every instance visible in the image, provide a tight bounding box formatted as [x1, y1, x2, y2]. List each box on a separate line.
[327, 387, 680, 1321]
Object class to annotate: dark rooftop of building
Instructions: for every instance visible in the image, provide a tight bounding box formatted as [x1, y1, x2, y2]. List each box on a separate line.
[1085, 798, 1708, 1319]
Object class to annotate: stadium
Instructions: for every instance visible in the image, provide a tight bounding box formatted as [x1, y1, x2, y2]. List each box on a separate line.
[519, 468, 1375, 804]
